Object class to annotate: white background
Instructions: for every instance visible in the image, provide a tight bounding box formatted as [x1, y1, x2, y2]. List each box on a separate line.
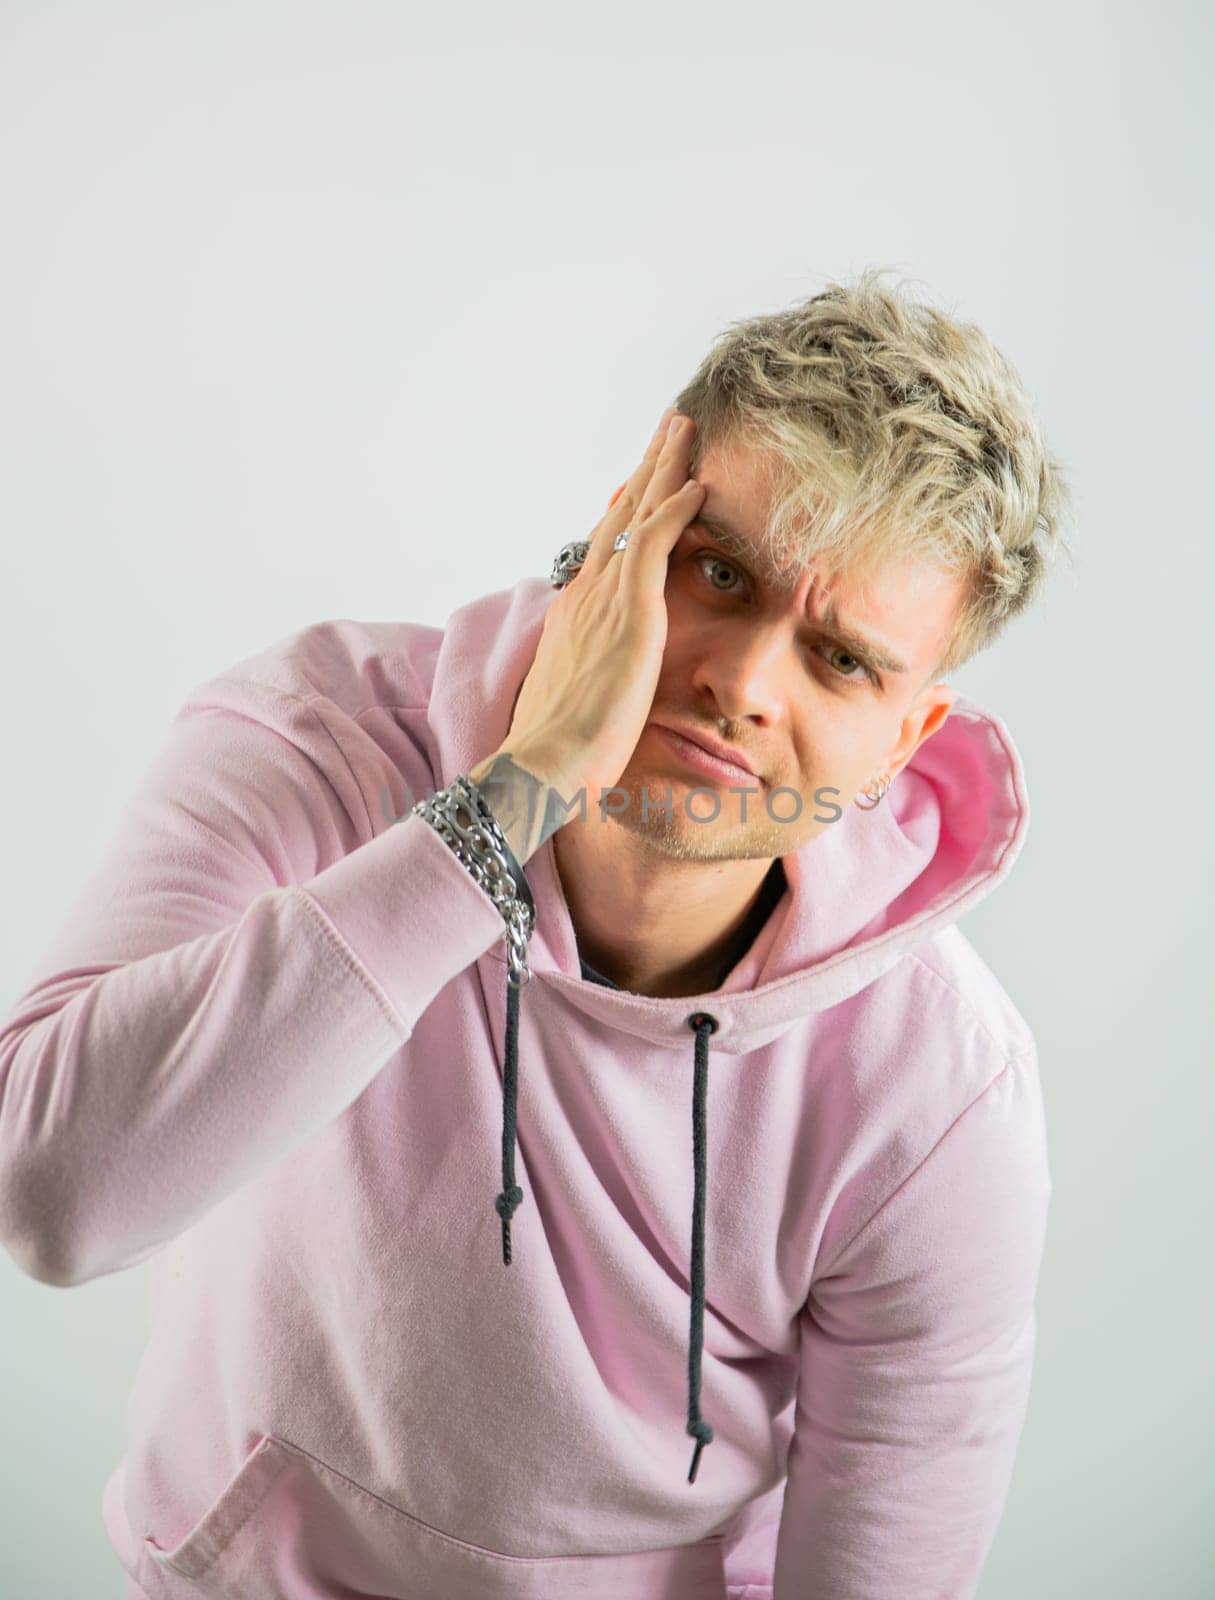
[0, 1, 1210, 1593]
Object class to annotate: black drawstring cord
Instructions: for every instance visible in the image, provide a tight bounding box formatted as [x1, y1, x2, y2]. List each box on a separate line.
[494, 970, 720, 1486]
[494, 974, 525, 1265]
[685, 1010, 718, 1484]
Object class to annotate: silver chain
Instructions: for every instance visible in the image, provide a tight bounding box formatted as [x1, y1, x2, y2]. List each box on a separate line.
[411, 774, 536, 986]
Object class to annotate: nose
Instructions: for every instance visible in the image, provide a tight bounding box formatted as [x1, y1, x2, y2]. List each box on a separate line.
[689, 621, 790, 727]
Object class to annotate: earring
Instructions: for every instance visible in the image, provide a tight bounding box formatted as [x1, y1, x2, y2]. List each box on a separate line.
[854, 772, 891, 810]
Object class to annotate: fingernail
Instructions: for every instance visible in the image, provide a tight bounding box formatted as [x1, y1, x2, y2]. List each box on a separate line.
[667, 415, 683, 439]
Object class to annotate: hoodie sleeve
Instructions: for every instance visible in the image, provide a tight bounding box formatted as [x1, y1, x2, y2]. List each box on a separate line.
[773, 1049, 1051, 1600]
[0, 689, 510, 1289]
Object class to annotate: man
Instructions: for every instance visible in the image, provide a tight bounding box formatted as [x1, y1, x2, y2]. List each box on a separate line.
[0, 269, 1071, 1598]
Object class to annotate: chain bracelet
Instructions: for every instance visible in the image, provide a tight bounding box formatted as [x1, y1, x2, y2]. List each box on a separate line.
[411, 774, 536, 987]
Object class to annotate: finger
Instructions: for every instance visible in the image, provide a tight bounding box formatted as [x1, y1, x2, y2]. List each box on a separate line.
[613, 476, 706, 594]
[632, 415, 698, 528]
[615, 410, 677, 514]
[581, 409, 680, 580]
[608, 410, 677, 521]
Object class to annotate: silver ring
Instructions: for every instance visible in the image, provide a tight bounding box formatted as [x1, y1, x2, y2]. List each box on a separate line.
[549, 540, 590, 588]
[549, 529, 634, 589]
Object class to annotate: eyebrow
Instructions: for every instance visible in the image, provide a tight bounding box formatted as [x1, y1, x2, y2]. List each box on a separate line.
[691, 511, 913, 677]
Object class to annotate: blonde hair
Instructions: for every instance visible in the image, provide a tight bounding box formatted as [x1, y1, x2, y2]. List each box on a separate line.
[672, 266, 1076, 681]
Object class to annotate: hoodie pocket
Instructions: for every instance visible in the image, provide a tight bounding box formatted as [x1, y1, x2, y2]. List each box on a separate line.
[137, 1433, 730, 1600]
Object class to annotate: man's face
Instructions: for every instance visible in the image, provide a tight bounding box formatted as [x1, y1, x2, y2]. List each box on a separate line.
[608, 437, 969, 862]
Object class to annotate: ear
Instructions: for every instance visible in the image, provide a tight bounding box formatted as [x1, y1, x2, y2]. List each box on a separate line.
[885, 683, 955, 780]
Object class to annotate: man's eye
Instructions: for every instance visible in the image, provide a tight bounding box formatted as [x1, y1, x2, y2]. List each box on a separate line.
[818, 643, 876, 687]
[693, 553, 745, 593]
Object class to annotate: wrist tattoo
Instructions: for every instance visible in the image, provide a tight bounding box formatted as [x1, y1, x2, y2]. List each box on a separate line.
[470, 753, 579, 864]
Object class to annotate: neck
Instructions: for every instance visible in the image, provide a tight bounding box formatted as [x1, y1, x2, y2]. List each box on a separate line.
[551, 818, 777, 999]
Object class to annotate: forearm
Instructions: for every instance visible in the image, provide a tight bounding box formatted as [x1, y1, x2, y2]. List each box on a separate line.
[0, 814, 512, 1288]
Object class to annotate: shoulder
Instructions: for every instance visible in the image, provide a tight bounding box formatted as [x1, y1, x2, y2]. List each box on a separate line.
[832, 923, 1036, 1090]
[173, 617, 446, 835]
[904, 924, 1036, 1067]
[183, 616, 445, 722]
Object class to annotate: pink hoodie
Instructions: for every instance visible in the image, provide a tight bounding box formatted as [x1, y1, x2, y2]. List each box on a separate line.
[0, 576, 1051, 1599]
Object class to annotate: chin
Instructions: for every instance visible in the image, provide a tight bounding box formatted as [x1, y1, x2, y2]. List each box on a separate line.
[600, 774, 774, 860]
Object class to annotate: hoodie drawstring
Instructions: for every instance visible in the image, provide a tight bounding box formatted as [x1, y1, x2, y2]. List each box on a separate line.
[493, 971, 720, 1486]
[684, 1009, 718, 1484]
[494, 976, 525, 1266]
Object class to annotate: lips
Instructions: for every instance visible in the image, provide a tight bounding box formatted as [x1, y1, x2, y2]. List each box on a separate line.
[652, 723, 760, 785]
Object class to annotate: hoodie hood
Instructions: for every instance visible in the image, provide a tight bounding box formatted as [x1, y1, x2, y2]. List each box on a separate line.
[420, 576, 1031, 1484]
